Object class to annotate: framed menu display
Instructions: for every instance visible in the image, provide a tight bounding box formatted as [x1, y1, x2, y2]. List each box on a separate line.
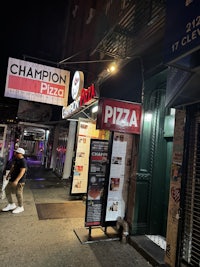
[85, 139, 109, 227]
[71, 118, 109, 194]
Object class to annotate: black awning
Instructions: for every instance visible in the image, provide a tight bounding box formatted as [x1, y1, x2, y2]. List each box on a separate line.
[165, 66, 200, 108]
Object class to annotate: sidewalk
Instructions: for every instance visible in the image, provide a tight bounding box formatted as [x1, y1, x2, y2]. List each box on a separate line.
[0, 167, 154, 267]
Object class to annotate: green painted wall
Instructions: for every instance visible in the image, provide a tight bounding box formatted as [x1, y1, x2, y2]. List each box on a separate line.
[131, 69, 174, 236]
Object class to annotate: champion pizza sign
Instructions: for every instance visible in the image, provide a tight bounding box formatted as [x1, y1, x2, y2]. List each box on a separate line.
[96, 98, 142, 134]
[5, 57, 70, 106]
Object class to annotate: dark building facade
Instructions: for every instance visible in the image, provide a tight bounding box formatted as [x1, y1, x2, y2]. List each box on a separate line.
[2, 1, 200, 266]
[61, 1, 200, 267]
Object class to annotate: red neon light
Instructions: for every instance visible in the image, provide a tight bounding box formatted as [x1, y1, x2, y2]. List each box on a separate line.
[79, 84, 96, 106]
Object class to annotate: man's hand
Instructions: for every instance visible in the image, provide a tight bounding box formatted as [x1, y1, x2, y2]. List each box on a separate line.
[12, 180, 18, 187]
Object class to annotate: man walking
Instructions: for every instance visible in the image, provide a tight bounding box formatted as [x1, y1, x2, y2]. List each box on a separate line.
[2, 147, 27, 214]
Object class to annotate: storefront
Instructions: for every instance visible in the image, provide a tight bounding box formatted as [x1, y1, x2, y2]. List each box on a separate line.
[62, 68, 143, 234]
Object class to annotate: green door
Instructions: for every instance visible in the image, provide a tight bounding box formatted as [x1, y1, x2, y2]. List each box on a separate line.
[131, 70, 174, 236]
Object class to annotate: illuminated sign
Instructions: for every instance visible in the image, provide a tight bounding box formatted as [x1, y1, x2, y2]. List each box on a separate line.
[62, 78, 96, 119]
[71, 71, 84, 100]
[5, 57, 70, 106]
[96, 98, 142, 134]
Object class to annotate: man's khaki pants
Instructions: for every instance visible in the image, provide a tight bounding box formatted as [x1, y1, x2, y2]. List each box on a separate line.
[5, 182, 25, 207]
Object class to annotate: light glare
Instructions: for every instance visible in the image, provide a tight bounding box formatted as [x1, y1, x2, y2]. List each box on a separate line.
[92, 106, 98, 113]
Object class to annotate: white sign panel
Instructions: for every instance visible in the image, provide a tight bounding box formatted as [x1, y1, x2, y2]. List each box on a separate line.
[71, 119, 101, 194]
[105, 139, 127, 221]
[5, 57, 70, 106]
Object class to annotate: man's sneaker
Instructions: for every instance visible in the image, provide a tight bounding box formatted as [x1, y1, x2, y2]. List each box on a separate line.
[2, 203, 17, 211]
[12, 206, 24, 214]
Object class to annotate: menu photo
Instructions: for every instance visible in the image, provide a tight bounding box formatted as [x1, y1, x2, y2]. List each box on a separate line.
[111, 156, 122, 165]
[90, 161, 107, 174]
[105, 198, 122, 221]
[109, 177, 120, 191]
[87, 174, 105, 200]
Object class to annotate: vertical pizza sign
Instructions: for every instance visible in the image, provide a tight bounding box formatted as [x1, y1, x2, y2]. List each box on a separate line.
[96, 97, 142, 223]
[85, 139, 109, 227]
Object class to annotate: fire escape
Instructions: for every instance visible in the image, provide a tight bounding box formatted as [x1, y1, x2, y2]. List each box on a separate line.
[62, 0, 166, 86]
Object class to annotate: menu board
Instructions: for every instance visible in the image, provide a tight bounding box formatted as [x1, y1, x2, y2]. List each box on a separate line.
[105, 134, 127, 222]
[71, 119, 102, 194]
[85, 139, 109, 227]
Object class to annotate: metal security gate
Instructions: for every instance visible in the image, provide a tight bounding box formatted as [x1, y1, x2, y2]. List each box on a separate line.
[179, 108, 200, 266]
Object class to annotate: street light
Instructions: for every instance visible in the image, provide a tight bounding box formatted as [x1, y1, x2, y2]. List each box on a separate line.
[107, 62, 118, 74]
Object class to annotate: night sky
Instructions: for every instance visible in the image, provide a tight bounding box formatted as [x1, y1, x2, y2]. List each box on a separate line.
[0, 1, 70, 121]
[1, 1, 70, 92]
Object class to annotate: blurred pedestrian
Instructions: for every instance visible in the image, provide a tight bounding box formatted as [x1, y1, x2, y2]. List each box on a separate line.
[2, 147, 27, 214]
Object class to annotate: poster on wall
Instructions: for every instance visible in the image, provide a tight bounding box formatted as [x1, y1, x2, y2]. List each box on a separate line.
[85, 139, 109, 227]
[71, 119, 108, 194]
[165, 110, 185, 267]
[105, 134, 127, 222]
